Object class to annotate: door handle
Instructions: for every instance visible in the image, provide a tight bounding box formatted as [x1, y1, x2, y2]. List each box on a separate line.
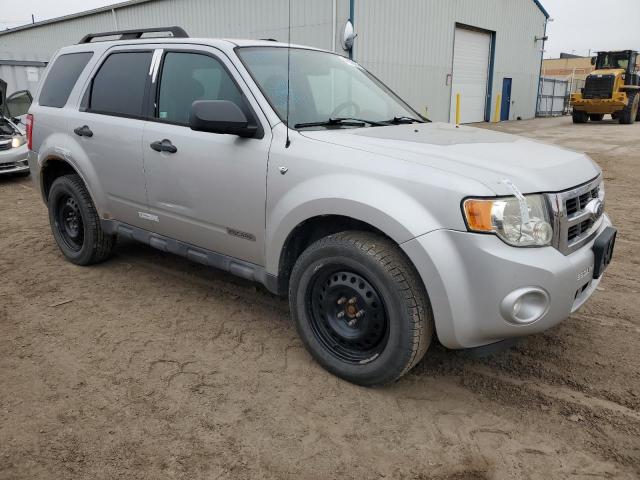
[150, 139, 177, 154]
[74, 125, 93, 137]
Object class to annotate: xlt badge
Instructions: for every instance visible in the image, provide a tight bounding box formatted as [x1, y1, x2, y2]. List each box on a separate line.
[227, 228, 256, 241]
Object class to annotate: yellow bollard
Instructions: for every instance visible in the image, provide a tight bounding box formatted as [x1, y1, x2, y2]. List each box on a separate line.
[493, 94, 502, 123]
[455, 93, 461, 127]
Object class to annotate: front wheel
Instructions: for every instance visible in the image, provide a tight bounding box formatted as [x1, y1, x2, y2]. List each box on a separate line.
[289, 231, 433, 386]
[48, 174, 115, 265]
[572, 110, 588, 123]
[619, 92, 639, 124]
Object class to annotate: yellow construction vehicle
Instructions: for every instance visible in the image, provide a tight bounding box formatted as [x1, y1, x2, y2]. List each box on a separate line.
[571, 50, 640, 124]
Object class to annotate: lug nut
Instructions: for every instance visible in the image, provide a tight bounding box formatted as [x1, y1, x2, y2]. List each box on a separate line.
[337, 297, 347, 305]
[355, 309, 365, 318]
[348, 297, 358, 305]
[347, 319, 358, 327]
[336, 311, 345, 319]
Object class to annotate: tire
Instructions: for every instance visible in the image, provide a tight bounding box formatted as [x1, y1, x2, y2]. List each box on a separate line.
[619, 92, 639, 124]
[589, 114, 604, 121]
[48, 174, 115, 265]
[289, 231, 433, 386]
[572, 110, 588, 123]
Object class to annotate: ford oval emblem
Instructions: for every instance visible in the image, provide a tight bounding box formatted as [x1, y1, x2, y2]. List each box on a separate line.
[586, 199, 604, 219]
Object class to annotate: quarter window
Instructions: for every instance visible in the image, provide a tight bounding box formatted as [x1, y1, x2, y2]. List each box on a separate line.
[39, 52, 93, 108]
[156, 52, 245, 125]
[90, 51, 153, 117]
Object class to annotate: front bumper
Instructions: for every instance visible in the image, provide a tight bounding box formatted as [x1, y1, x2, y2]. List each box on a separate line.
[0, 144, 29, 174]
[570, 92, 627, 113]
[402, 214, 613, 349]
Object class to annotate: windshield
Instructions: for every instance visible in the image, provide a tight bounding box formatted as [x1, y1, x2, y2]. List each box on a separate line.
[237, 47, 420, 129]
[596, 52, 631, 71]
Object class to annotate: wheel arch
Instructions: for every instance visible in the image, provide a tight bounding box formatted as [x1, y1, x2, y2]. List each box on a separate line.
[273, 214, 397, 295]
[37, 137, 107, 217]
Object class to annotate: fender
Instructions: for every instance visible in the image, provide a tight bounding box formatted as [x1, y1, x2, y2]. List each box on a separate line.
[38, 133, 109, 218]
[265, 173, 442, 275]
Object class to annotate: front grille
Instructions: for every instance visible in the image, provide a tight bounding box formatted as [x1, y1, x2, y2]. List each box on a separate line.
[548, 176, 604, 255]
[0, 140, 11, 151]
[583, 75, 615, 99]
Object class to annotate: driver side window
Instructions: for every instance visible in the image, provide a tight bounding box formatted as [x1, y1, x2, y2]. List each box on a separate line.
[157, 52, 244, 125]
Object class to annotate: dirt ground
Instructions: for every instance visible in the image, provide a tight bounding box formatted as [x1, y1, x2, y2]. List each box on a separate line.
[1, 116, 639, 479]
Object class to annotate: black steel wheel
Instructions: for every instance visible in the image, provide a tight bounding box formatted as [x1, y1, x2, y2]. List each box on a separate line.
[48, 174, 115, 265]
[308, 269, 389, 364]
[55, 194, 84, 252]
[289, 231, 434, 386]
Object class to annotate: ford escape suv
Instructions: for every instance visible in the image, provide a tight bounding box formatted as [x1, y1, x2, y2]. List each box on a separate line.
[27, 27, 616, 386]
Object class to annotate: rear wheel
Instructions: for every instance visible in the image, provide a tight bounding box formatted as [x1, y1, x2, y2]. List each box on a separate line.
[589, 114, 604, 121]
[572, 110, 588, 123]
[289, 231, 433, 386]
[619, 92, 639, 124]
[48, 174, 115, 265]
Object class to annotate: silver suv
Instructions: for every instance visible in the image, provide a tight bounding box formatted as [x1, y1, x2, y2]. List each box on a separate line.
[27, 28, 616, 386]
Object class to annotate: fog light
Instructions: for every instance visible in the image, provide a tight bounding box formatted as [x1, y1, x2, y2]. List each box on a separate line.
[500, 287, 550, 325]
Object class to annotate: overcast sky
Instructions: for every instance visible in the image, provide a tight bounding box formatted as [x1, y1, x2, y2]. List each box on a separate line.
[2, 0, 639, 59]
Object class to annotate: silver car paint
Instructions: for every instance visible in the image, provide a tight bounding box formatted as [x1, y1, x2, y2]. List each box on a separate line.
[0, 143, 30, 173]
[28, 38, 613, 350]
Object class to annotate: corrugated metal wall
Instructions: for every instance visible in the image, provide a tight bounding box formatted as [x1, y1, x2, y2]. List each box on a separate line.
[354, 0, 546, 121]
[0, 0, 546, 121]
[0, 0, 347, 58]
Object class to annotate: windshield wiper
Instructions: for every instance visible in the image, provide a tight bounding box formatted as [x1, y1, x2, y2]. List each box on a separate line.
[294, 117, 385, 129]
[382, 116, 427, 125]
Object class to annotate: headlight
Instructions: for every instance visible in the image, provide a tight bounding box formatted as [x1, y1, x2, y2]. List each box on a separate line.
[12, 135, 26, 148]
[463, 194, 553, 247]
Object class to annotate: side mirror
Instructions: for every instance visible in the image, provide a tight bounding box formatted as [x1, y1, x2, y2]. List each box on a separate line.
[590, 56, 596, 66]
[189, 100, 257, 138]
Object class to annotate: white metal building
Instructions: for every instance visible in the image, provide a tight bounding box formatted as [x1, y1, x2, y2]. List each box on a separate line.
[0, 0, 549, 123]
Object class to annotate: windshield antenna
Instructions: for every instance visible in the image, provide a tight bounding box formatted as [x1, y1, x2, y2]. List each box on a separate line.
[285, 0, 292, 148]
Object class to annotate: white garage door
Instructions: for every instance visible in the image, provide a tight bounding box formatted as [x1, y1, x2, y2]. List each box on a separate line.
[449, 27, 491, 124]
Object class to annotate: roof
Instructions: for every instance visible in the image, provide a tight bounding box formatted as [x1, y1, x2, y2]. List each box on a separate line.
[533, 0, 550, 19]
[0, 0, 155, 36]
[1, 0, 551, 37]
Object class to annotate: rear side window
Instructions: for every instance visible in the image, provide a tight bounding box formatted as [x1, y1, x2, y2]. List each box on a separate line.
[39, 52, 93, 108]
[89, 51, 153, 117]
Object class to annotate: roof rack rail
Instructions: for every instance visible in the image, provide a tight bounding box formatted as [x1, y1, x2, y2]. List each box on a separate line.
[78, 26, 189, 44]
[260, 38, 279, 42]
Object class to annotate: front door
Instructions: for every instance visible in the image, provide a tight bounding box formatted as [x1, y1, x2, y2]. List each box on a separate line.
[141, 46, 271, 265]
[501, 78, 512, 121]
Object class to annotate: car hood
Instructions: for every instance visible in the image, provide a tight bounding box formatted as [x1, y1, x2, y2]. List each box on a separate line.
[300, 122, 600, 195]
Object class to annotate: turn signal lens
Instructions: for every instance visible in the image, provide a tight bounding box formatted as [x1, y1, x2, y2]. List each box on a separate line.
[462, 195, 553, 247]
[463, 199, 494, 232]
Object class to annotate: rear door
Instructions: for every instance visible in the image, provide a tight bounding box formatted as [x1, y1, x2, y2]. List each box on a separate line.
[141, 45, 271, 265]
[66, 47, 154, 227]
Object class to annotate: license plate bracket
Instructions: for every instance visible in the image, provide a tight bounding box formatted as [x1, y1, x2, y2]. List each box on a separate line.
[592, 227, 616, 279]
